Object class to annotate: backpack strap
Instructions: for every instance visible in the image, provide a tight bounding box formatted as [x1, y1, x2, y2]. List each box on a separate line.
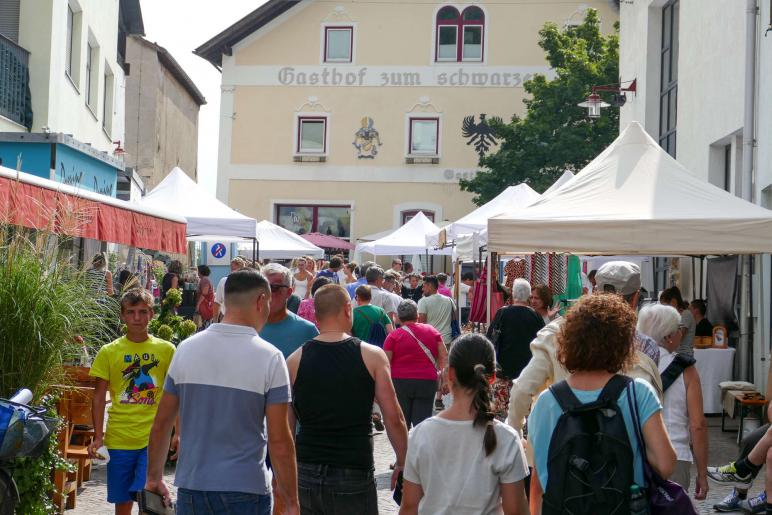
[660, 354, 697, 392]
[597, 374, 633, 404]
[549, 380, 583, 413]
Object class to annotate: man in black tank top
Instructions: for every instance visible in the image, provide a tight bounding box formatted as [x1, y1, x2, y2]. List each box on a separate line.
[286, 284, 408, 515]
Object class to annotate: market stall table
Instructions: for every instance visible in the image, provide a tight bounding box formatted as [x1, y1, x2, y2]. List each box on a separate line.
[694, 347, 736, 414]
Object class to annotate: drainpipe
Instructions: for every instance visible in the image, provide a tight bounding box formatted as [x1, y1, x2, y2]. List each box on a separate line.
[739, 0, 758, 381]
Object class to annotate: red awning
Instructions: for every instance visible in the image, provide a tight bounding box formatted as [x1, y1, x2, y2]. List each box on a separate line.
[0, 170, 187, 254]
[300, 232, 355, 250]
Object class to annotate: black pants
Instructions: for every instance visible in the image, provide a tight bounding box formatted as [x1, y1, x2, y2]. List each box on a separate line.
[738, 423, 771, 481]
[393, 378, 438, 428]
[297, 462, 377, 515]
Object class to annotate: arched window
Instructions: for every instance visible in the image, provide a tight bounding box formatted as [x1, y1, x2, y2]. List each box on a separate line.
[435, 5, 485, 62]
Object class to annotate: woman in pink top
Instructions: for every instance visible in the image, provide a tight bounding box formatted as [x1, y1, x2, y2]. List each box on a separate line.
[384, 299, 448, 428]
[297, 276, 332, 327]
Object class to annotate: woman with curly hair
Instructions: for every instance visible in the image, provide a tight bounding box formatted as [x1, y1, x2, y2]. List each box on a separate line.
[400, 334, 529, 514]
[528, 294, 676, 514]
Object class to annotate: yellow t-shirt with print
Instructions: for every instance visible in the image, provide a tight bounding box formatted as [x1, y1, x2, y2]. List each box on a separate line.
[89, 335, 175, 450]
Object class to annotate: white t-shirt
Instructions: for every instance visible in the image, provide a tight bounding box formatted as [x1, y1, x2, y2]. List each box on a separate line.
[418, 293, 454, 343]
[459, 282, 471, 308]
[214, 276, 227, 315]
[370, 286, 399, 314]
[404, 417, 529, 515]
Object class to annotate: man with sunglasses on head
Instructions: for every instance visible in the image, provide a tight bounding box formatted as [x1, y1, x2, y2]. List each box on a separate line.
[259, 263, 319, 359]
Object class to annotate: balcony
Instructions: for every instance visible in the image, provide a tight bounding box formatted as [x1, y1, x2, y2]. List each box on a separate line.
[0, 33, 32, 130]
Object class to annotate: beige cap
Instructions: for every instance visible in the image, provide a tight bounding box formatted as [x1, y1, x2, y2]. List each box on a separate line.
[595, 261, 641, 296]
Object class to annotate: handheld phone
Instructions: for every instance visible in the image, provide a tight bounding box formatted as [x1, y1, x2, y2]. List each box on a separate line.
[139, 489, 175, 515]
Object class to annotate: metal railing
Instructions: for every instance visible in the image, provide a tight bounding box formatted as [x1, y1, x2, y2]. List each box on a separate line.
[0, 32, 31, 129]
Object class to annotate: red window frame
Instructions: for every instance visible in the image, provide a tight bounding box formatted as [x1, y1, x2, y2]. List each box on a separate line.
[297, 116, 327, 154]
[324, 26, 353, 63]
[408, 117, 440, 156]
[275, 204, 352, 239]
[435, 6, 485, 62]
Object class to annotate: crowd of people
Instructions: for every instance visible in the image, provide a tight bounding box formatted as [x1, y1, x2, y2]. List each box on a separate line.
[83, 250, 757, 515]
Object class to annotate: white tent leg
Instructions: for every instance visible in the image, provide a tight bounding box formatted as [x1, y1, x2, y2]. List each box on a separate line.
[486, 253, 492, 327]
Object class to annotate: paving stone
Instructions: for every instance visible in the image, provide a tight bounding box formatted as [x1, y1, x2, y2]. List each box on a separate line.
[68, 416, 759, 514]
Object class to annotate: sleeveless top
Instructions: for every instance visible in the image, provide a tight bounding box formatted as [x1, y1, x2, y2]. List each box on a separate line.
[161, 272, 177, 300]
[294, 337, 376, 469]
[657, 347, 692, 462]
[294, 276, 309, 299]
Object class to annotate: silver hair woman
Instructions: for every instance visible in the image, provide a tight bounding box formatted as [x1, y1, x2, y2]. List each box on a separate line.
[637, 304, 709, 499]
[383, 299, 448, 428]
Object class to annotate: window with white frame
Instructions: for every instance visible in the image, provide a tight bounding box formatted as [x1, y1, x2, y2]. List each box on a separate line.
[85, 41, 98, 111]
[435, 6, 485, 62]
[66, 6, 75, 77]
[409, 118, 439, 155]
[324, 26, 353, 63]
[65, 3, 82, 86]
[102, 67, 114, 135]
[297, 116, 327, 154]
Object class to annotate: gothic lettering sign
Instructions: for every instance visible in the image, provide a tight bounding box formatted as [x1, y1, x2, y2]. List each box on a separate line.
[229, 66, 555, 88]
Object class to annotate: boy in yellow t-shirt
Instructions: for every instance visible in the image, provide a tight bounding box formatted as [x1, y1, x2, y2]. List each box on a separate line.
[88, 288, 175, 515]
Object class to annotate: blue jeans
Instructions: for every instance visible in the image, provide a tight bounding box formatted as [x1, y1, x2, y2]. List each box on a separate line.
[176, 489, 271, 515]
[297, 462, 378, 515]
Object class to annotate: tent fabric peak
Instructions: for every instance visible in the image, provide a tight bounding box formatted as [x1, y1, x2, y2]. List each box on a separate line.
[488, 122, 772, 255]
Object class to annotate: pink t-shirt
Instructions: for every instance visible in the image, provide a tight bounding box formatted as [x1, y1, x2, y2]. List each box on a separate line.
[297, 298, 317, 327]
[384, 323, 443, 380]
[438, 286, 452, 297]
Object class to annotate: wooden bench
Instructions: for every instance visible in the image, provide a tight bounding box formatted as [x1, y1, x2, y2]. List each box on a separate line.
[721, 390, 769, 444]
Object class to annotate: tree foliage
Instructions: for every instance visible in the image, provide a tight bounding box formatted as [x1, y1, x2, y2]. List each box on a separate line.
[460, 10, 620, 205]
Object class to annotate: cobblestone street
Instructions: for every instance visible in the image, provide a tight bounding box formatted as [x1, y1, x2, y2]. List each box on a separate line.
[69, 416, 760, 514]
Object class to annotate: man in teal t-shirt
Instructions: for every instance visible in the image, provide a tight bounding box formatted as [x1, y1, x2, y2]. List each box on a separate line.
[260, 263, 319, 357]
[352, 284, 393, 345]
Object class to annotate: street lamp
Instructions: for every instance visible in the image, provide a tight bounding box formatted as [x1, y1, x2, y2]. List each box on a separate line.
[578, 93, 610, 119]
[578, 79, 637, 118]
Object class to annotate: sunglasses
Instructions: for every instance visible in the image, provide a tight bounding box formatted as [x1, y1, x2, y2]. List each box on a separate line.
[270, 284, 289, 292]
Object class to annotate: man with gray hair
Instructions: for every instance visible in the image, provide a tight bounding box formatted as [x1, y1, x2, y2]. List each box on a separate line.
[259, 262, 319, 359]
[365, 266, 399, 321]
[486, 278, 544, 420]
[508, 261, 664, 435]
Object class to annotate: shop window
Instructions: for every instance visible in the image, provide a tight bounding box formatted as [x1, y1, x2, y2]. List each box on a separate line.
[276, 204, 351, 239]
[324, 26, 353, 63]
[409, 118, 439, 156]
[435, 6, 484, 62]
[297, 116, 327, 154]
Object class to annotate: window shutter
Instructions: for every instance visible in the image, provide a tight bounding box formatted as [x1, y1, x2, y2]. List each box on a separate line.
[0, 0, 21, 43]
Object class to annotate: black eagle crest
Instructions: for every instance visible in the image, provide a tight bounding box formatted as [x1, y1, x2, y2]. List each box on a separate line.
[462, 113, 503, 157]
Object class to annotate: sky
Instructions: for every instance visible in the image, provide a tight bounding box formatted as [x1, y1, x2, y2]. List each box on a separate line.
[140, 0, 268, 195]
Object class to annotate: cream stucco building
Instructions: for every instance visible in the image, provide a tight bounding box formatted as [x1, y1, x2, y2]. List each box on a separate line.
[196, 0, 619, 247]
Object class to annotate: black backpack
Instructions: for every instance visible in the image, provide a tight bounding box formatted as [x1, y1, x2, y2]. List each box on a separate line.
[542, 375, 635, 515]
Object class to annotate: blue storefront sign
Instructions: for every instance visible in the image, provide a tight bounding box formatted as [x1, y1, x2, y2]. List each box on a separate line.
[0, 133, 121, 197]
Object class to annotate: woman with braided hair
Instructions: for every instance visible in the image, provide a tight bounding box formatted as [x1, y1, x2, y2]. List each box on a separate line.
[399, 334, 529, 514]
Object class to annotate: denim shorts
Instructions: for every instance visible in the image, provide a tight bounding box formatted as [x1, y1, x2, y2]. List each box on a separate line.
[106, 447, 148, 504]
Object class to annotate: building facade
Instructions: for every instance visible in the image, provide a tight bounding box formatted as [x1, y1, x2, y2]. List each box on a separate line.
[197, 0, 619, 246]
[0, 0, 143, 196]
[124, 36, 206, 191]
[619, 0, 772, 389]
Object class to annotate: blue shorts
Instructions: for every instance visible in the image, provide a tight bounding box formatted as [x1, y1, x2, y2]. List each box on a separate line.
[106, 447, 148, 504]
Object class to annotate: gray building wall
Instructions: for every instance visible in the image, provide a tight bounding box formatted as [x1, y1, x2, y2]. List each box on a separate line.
[124, 35, 200, 190]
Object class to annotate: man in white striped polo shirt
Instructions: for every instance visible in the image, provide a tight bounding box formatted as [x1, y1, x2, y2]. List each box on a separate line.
[145, 269, 299, 515]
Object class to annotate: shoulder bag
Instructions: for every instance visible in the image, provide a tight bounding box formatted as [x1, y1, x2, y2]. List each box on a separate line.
[401, 325, 440, 374]
[626, 383, 697, 515]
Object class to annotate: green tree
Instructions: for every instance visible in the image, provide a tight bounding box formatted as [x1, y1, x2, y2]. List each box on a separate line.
[460, 9, 620, 205]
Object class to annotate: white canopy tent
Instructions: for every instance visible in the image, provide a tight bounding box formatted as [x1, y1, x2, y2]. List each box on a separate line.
[541, 169, 575, 196]
[137, 167, 257, 239]
[426, 184, 541, 248]
[237, 221, 324, 259]
[357, 211, 452, 256]
[488, 122, 772, 255]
